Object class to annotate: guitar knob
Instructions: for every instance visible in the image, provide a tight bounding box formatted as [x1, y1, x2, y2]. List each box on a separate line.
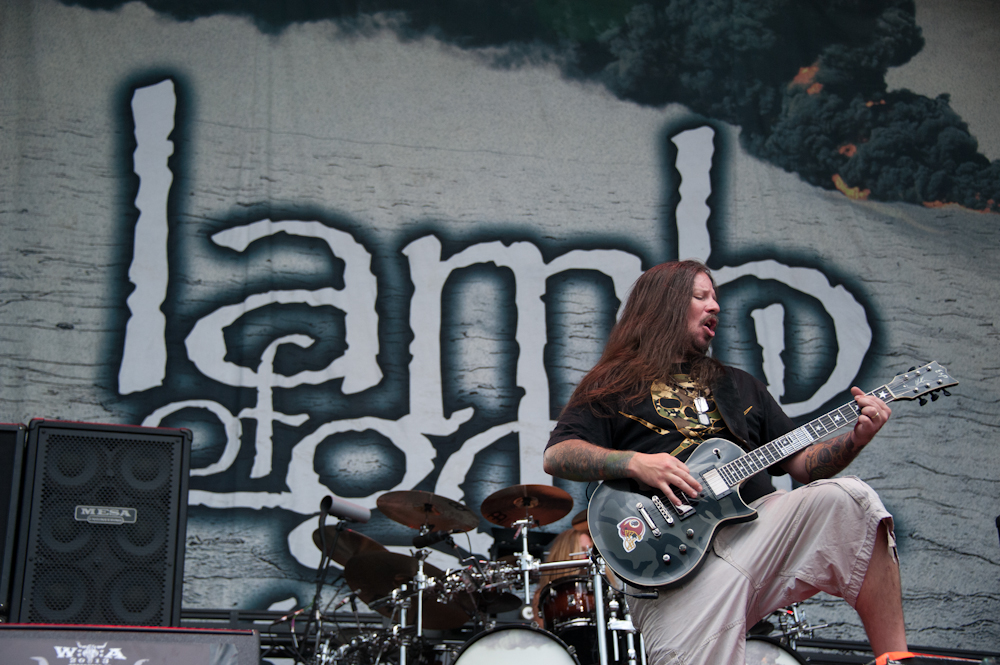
[661, 554, 671, 564]
[686, 529, 695, 539]
[678, 545, 688, 554]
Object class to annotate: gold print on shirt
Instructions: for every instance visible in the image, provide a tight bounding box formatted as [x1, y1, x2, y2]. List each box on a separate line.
[646, 376, 724, 455]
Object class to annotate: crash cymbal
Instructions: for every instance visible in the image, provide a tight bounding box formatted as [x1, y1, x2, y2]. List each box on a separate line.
[312, 526, 386, 566]
[376, 490, 479, 532]
[480, 484, 573, 528]
[343, 551, 469, 629]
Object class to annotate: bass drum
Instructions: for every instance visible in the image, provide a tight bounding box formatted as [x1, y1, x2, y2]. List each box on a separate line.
[745, 636, 806, 665]
[453, 625, 580, 665]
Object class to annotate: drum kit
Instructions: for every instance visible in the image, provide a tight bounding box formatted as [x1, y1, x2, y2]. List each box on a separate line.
[297, 484, 644, 665]
[292, 485, 827, 665]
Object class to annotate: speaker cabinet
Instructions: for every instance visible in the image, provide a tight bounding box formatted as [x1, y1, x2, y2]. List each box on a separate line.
[0, 423, 27, 619]
[10, 420, 192, 626]
[0, 624, 259, 665]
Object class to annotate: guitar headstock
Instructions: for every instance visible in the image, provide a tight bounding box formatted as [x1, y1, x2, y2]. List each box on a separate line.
[885, 361, 958, 404]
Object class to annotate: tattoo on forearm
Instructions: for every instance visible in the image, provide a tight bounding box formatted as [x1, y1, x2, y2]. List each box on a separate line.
[802, 432, 861, 481]
[549, 448, 634, 482]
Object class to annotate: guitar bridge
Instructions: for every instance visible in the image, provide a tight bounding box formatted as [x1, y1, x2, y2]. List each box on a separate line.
[635, 502, 661, 537]
[650, 495, 674, 525]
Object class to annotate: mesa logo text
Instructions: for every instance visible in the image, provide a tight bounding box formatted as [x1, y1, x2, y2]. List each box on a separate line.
[74, 506, 138, 525]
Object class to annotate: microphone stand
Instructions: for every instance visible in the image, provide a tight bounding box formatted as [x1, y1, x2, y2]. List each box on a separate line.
[302, 506, 342, 662]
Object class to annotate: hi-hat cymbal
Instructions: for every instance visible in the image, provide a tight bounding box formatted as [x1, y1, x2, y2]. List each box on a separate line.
[480, 484, 574, 528]
[342, 551, 469, 630]
[312, 527, 386, 566]
[376, 490, 479, 532]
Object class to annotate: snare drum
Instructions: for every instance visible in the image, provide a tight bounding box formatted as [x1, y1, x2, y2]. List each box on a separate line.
[745, 636, 806, 665]
[452, 625, 579, 665]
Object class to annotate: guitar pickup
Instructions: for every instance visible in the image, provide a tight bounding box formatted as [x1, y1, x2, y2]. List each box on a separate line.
[635, 502, 661, 537]
[673, 502, 696, 520]
[702, 468, 731, 499]
[650, 495, 675, 525]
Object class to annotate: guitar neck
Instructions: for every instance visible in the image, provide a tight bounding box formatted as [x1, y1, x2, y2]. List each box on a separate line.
[715, 385, 896, 488]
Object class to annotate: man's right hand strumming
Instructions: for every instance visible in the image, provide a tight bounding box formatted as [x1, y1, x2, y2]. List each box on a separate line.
[544, 439, 702, 507]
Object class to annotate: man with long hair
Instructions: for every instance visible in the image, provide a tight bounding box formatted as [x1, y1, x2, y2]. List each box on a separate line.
[543, 260, 907, 665]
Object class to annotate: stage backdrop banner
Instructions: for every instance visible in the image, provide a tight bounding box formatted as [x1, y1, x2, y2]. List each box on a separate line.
[1, 0, 997, 649]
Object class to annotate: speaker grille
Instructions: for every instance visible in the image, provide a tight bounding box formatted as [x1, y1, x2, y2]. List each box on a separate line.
[14, 422, 190, 626]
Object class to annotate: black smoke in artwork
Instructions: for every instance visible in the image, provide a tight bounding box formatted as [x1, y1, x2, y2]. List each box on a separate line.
[72, 0, 999, 212]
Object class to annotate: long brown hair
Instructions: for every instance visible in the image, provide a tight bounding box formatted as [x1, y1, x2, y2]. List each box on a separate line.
[564, 260, 722, 413]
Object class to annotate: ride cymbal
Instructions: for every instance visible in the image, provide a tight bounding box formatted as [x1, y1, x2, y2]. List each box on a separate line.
[377, 490, 479, 532]
[480, 484, 573, 528]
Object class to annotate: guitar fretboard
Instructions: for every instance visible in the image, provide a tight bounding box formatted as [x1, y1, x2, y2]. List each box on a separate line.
[715, 386, 892, 488]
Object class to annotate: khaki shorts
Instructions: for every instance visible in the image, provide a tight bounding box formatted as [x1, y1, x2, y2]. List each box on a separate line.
[628, 476, 895, 665]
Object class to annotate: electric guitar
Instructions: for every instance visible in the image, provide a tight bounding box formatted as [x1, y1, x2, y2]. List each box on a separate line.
[587, 361, 957, 589]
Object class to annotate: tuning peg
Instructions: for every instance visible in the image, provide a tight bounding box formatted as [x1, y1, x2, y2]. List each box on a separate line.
[918, 397, 927, 406]
[930, 392, 939, 401]
[908, 366, 917, 372]
[942, 389, 951, 397]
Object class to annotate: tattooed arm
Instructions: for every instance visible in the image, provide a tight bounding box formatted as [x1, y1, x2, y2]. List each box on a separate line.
[782, 386, 892, 484]
[544, 438, 702, 507]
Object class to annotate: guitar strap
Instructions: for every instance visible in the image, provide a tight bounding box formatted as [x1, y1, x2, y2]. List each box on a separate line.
[709, 368, 751, 449]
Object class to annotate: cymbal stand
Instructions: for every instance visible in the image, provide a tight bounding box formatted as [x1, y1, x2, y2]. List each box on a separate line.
[512, 517, 538, 606]
[412, 548, 431, 644]
[592, 556, 609, 665]
[304, 515, 344, 663]
[393, 584, 410, 665]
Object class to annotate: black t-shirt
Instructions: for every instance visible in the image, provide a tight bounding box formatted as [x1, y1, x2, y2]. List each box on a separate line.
[547, 367, 797, 503]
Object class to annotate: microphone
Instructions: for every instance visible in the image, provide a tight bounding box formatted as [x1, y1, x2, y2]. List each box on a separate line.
[320, 495, 371, 524]
[412, 529, 457, 548]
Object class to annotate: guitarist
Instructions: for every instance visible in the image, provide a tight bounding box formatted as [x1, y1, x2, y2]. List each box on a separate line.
[543, 260, 908, 665]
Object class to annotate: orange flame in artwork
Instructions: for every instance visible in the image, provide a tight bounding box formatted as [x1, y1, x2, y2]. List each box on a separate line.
[832, 174, 870, 200]
[791, 65, 819, 87]
[923, 201, 993, 214]
[838, 144, 858, 158]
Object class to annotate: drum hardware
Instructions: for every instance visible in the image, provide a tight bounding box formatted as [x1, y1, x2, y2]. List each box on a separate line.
[770, 603, 827, 650]
[605, 591, 644, 665]
[591, 556, 610, 665]
[481, 484, 574, 606]
[343, 551, 470, 631]
[744, 603, 826, 665]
